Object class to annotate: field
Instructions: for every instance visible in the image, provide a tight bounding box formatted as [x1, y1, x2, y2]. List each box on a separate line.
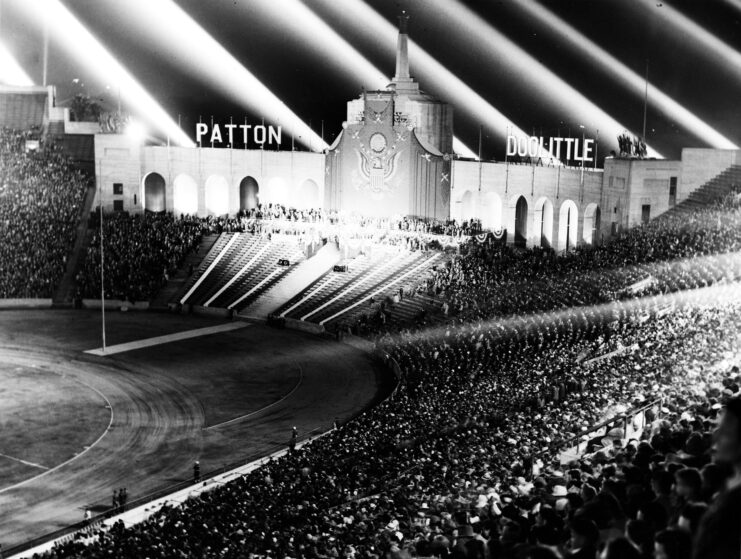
[0, 310, 387, 549]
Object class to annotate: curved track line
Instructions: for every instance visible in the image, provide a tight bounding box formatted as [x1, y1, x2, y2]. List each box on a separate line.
[203, 364, 304, 431]
[0, 361, 115, 496]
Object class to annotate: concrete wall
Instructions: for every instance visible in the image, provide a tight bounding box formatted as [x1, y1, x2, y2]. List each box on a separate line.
[603, 158, 682, 228]
[92, 133, 741, 244]
[94, 134, 325, 215]
[95, 134, 142, 213]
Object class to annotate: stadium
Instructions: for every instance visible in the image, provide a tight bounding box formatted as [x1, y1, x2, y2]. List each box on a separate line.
[1, 1, 741, 558]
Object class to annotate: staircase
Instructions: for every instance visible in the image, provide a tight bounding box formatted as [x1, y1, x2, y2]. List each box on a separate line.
[52, 183, 97, 306]
[239, 242, 341, 319]
[385, 292, 448, 327]
[666, 164, 741, 216]
[150, 233, 221, 310]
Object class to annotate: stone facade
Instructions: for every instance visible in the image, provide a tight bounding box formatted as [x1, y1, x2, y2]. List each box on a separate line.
[451, 160, 605, 250]
[94, 134, 324, 215]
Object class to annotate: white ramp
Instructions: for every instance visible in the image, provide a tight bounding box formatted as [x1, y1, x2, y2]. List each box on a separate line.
[84, 322, 250, 356]
[239, 243, 341, 318]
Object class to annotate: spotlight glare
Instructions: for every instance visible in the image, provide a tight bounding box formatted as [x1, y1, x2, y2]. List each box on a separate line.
[0, 40, 34, 86]
[8, 0, 193, 147]
[250, 0, 479, 158]
[108, 0, 326, 151]
[635, 0, 741, 80]
[416, 0, 663, 157]
[312, 0, 566, 161]
[514, 0, 737, 150]
[126, 120, 146, 143]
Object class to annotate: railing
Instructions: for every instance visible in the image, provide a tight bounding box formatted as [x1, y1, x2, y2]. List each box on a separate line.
[552, 397, 663, 460]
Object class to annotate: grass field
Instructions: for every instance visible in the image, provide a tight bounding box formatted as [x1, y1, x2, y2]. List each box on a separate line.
[0, 361, 110, 489]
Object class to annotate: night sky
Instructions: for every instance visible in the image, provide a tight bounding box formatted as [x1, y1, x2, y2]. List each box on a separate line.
[3, 0, 741, 161]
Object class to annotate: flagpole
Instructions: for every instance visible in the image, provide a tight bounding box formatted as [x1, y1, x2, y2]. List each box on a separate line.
[42, 14, 49, 86]
[99, 160, 106, 353]
[642, 59, 649, 142]
[594, 129, 599, 171]
[477, 125, 483, 192]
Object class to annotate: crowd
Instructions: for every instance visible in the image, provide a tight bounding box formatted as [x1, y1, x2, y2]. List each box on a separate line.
[36, 291, 741, 558]
[5, 126, 741, 557]
[355, 195, 741, 333]
[75, 213, 204, 301]
[0, 128, 89, 298]
[69, 204, 475, 303]
[229, 206, 476, 252]
[238, 204, 483, 237]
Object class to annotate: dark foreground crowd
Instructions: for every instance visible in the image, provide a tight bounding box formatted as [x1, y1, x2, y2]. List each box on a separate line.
[0, 128, 88, 298]
[36, 291, 741, 558]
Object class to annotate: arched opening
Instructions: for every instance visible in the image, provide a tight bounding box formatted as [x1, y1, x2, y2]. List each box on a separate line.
[143, 172, 166, 212]
[534, 197, 554, 248]
[299, 178, 319, 209]
[514, 196, 528, 247]
[461, 190, 476, 224]
[558, 200, 579, 251]
[266, 177, 288, 206]
[205, 175, 229, 216]
[481, 192, 503, 231]
[583, 203, 601, 246]
[173, 174, 198, 216]
[239, 176, 260, 212]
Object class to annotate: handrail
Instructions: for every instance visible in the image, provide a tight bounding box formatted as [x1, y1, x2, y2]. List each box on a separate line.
[551, 397, 663, 460]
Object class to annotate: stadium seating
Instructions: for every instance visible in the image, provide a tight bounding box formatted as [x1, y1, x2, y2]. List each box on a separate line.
[37, 294, 741, 559]
[0, 128, 89, 298]
[354, 194, 741, 335]
[76, 213, 204, 302]
[276, 249, 443, 326]
[177, 232, 306, 311]
[7, 163, 741, 559]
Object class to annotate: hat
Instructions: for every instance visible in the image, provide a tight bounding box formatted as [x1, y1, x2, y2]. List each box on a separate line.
[552, 485, 568, 497]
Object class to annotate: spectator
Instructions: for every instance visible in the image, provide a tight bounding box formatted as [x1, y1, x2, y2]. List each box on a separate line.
[0, 128, 88, 298]
[692, 397, 741, 559]
[566, 516, 599, 558]
[654, 528, 692, 559]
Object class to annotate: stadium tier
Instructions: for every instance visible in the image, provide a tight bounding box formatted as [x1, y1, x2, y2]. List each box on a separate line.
[277, 249, 443, 326]
[0, 128, 91, 299]
[177, 233, 305, 311]
[1, 134, 741, 558]
[28, 296, 741, 558]
[75, 213, 204, 302]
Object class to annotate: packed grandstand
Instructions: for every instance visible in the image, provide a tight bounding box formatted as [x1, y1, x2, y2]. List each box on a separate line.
[2, 124, 741, 559]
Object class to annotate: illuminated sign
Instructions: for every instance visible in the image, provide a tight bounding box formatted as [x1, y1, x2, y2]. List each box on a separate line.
[195, 122, 282, 146]
[506, 134, 594, 164]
